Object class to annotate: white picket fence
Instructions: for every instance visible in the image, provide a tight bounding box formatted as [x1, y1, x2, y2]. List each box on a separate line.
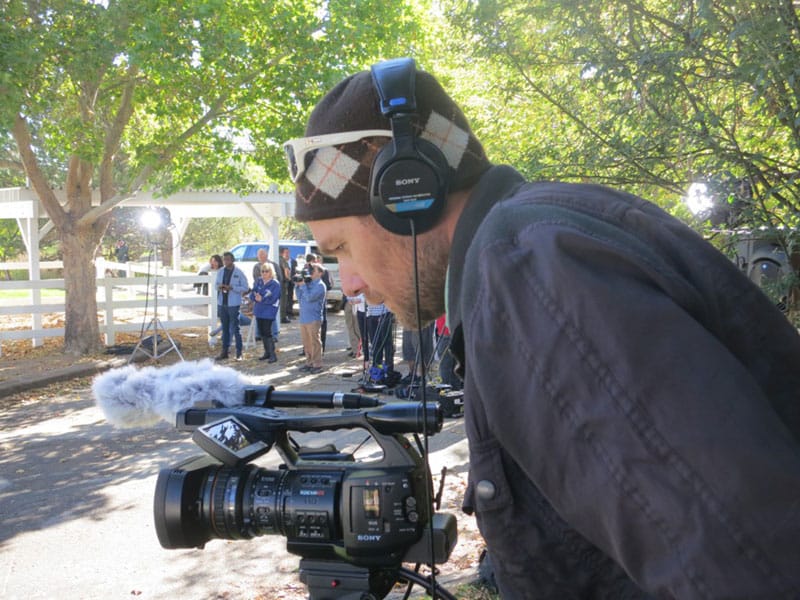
[0, 268, 219, 356]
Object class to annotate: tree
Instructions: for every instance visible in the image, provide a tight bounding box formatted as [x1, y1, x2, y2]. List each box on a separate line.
[445, 1, 800, 220]
[442, 0, 800, 313]
[0, 0, 426, 354]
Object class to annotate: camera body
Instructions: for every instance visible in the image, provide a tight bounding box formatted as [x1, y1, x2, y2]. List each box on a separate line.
[153, 395, 456, 574]
[292, 263, 313, 284]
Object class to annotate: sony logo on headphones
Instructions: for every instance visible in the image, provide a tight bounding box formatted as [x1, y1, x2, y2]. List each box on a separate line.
[395, 178, 421, 186]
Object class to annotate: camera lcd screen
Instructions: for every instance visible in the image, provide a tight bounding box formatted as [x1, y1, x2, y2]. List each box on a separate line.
[362, 487, 381, 519]
[192, 416, 270, 466]
[203, 418, 252, 451]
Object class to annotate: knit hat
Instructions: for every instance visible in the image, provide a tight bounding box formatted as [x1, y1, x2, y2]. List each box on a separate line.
[293, 65, 492, 222]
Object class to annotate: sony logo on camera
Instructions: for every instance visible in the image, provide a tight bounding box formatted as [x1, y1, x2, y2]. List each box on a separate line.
[357, 534, 382, 542]
[395, 177, 420, 186]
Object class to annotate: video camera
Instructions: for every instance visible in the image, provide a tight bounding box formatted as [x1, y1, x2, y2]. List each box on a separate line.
[293, 263, 313, 284]
[153, 386, 457, 600]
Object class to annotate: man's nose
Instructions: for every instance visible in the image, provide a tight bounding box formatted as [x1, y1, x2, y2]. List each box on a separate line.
[338, 262, 366, 297]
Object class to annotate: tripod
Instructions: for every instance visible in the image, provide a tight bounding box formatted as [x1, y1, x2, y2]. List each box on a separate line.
[129, 240, 184, 363]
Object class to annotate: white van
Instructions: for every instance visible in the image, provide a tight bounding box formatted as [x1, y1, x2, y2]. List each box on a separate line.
[228, 240, 343, 310]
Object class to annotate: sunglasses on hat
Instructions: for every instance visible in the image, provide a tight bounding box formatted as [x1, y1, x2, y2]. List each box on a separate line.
[283, 129, 392, 183]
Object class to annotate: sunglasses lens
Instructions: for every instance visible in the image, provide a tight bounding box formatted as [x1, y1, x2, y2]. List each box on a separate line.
[284, 144, 299, 181]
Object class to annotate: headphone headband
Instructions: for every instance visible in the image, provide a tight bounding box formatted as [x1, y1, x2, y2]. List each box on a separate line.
[371, 58, 417, 116]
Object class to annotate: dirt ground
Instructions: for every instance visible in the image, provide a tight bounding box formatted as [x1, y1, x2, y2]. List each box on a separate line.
[0, 315, 498, 600]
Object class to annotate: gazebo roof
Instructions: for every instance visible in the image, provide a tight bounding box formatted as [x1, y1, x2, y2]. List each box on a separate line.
[0, 186, 295, 220]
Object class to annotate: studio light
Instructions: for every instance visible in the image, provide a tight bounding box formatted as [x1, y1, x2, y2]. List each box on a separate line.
[140, 207, 172, 231]
[130, 206, 183, 364]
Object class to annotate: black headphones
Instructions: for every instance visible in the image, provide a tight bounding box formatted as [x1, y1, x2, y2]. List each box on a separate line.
[369, 58, 449, 236]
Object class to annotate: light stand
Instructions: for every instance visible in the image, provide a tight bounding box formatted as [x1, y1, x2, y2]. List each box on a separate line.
[129, 209, 184, 363]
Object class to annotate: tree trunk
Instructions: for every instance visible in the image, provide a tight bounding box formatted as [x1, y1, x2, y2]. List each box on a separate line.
[61, 228, 103, 355]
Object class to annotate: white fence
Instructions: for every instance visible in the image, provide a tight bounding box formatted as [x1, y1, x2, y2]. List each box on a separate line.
[0, 268, 218, 355]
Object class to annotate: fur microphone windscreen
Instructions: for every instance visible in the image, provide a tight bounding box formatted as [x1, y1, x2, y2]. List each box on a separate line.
[92, 359, 248, 428]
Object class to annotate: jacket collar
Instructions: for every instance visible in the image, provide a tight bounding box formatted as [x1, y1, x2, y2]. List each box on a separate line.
[446, 165, 526, 332]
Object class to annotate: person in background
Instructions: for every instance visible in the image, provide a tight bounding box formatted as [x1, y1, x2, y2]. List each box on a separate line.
[252, 247, 282, 344]
[252, 247, 269, 284]
[214, 251, 249, 361]
[285, 58, 800, 597]
[295, 263, 326, 374]
[250, 262, 280, 362]
[400, 323, 434, 385]
[364, 301, 395, 378]
[307, 253, 332, 352]
[349, 292, 367, 360]
[434, 315, 460, 390]
[343, 294, 362, 358]
[279, 247, 294, 323]
[114, 239, 129, 277]
[196, 253, 222, 295]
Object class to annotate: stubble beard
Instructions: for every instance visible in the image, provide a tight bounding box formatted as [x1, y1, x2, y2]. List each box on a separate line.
[388, 233, 450, 328]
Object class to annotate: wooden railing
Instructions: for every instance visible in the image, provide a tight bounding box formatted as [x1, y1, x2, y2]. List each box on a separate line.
[0, 272, 218, 355]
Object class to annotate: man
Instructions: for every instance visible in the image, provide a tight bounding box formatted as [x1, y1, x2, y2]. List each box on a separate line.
[285, 59, 800, 597]
[295, 263, 326, 374]
[114, 239, 128, 277]
[307, 253, 332, 352]
[364, 301, 395, 381]
[215, 251, 249, 361]
[279, 247, 293, 323]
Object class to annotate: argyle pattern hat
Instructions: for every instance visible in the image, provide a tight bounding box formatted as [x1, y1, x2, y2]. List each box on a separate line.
[294, 66, 492, 222]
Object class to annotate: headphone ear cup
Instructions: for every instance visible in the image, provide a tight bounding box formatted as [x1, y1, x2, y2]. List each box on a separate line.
[369, 138, 449, 236]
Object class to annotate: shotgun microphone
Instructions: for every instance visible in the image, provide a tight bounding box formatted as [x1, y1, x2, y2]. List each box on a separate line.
[92, 359, 382, 429]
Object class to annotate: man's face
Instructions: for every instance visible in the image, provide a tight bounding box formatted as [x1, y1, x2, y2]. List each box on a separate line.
[309, 215, 449, 327]
[257, 249, 267, 263]
[223, 255, 234, 268]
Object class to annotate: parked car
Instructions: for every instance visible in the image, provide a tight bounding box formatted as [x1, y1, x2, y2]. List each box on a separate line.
[731, 230, 794, 311]
[228, 240, 343, 311]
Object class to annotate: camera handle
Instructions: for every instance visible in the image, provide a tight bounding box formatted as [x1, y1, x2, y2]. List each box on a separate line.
[299, 559, 457, 600]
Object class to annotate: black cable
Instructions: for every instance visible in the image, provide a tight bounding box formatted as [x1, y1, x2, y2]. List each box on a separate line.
[409, 219, 441, 599]
[396, 566, 457, 600]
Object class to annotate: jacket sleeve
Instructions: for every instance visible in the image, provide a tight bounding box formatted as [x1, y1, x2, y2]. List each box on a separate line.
[231, 269, 250, 294]
[268, 280, 281, 305]
[463, 222, 800, 598]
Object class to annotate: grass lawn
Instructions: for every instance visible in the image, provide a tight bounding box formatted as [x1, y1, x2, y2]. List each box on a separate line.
[0, 288, 65, 301]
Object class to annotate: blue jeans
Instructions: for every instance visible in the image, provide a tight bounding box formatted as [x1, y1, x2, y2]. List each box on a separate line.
[218, 304, 242, 355]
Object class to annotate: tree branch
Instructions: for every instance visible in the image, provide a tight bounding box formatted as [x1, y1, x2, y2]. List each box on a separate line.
[100, 65, 138, 201]
[12, 113, 68, 231]
[0, 158, 24, 172]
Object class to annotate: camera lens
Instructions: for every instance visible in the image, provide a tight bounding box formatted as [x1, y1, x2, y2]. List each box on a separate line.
[154, 456, 288, 549]
[154, 457, 345, 551]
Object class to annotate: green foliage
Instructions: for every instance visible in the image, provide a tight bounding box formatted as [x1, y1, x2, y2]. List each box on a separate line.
[0, 0, 435, 353]
[279, 217, 313, 241]
[181, 216, 260, 261]
[0, 219, 25, 261]
[441, 0, 800, 230]
[1, 0, 430, 194]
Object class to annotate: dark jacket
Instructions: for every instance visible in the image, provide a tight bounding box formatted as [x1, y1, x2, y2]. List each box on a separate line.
[447, 166, 800, 599]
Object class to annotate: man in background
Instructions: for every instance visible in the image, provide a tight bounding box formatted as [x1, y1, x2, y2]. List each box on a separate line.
[279, 247, 294, 323]
[214, 251, 249, 362]
[295, 263, 326, 374]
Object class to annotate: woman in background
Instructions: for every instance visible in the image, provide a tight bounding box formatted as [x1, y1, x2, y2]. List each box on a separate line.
[250, 262, 281, 362]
